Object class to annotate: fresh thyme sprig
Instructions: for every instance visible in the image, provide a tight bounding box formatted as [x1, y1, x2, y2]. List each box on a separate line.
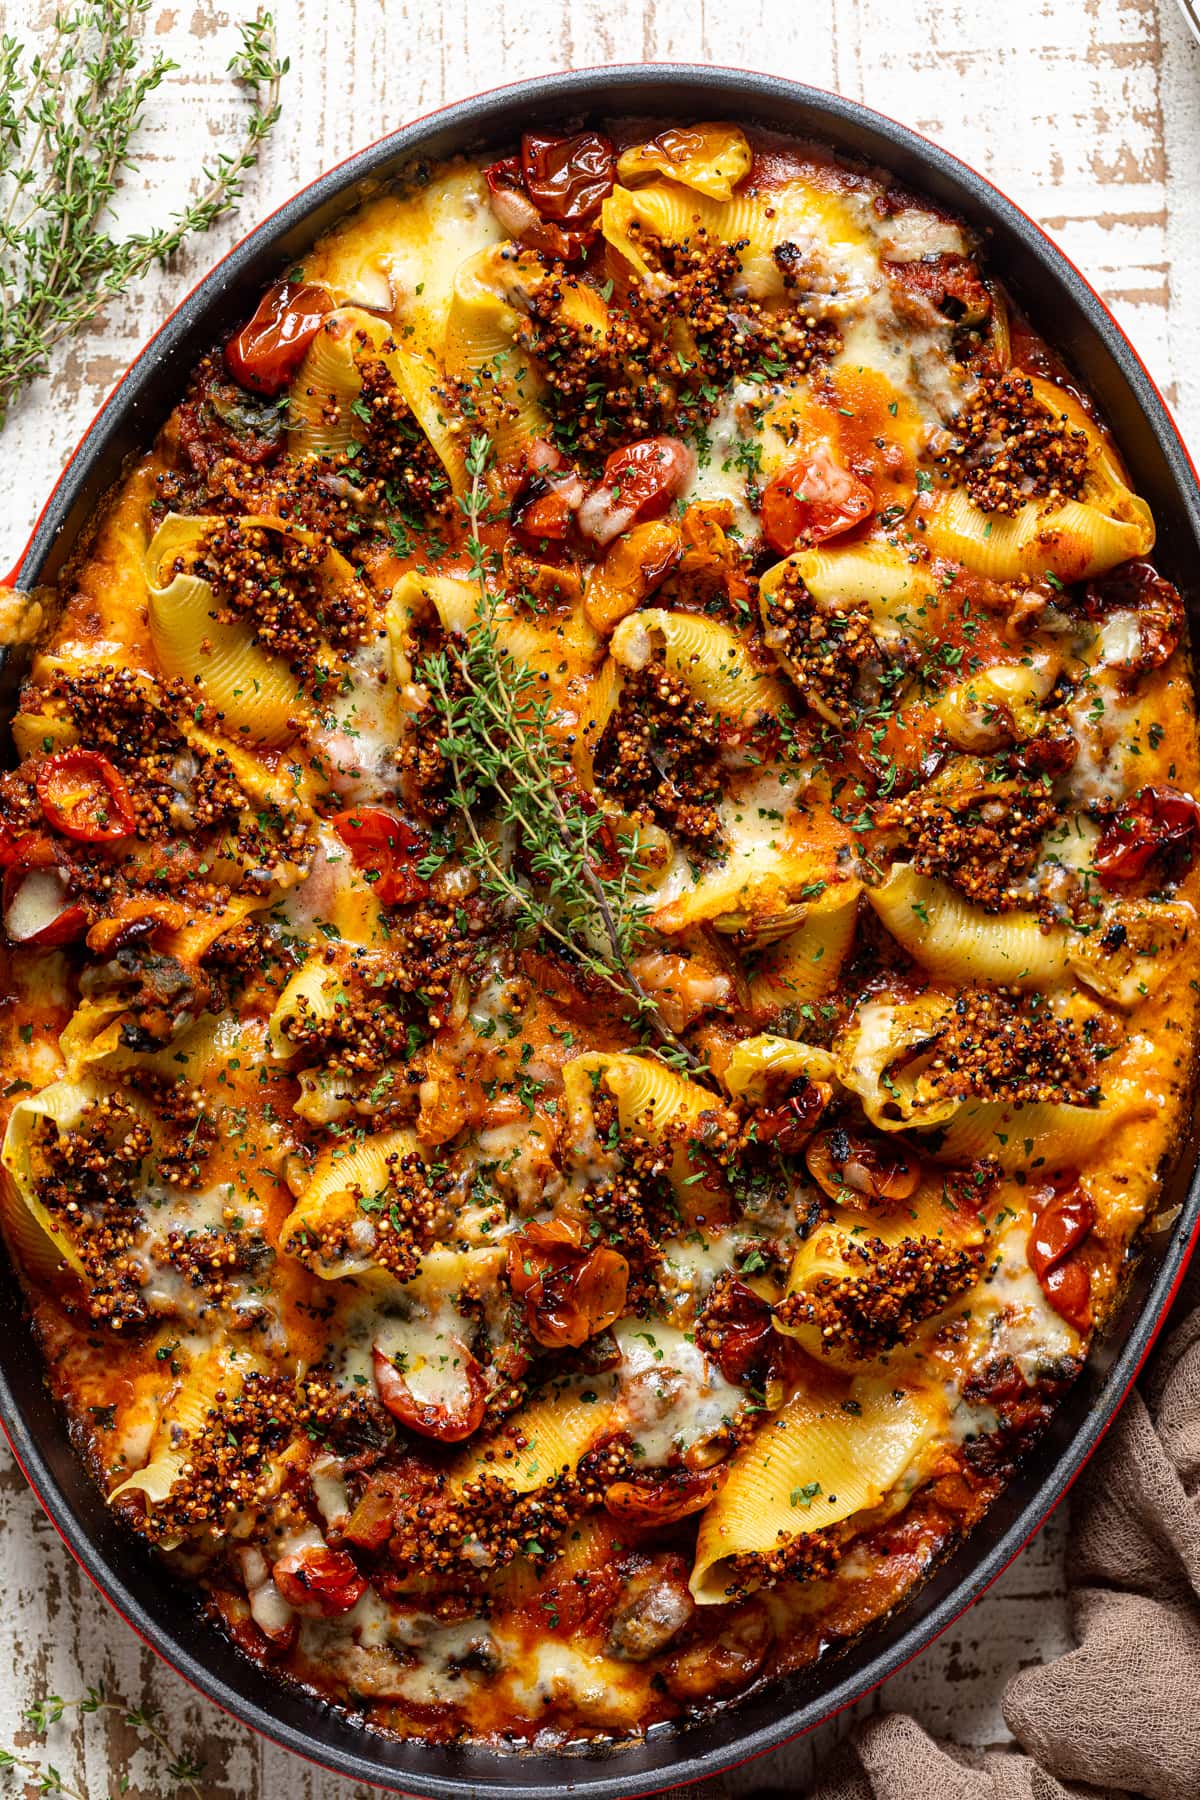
[0, 3, 286, 427]
[424, 434, 704, 1072]
[2, 1684, 203, 1798]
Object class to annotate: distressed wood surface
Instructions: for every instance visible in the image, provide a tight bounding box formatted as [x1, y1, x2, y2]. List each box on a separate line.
[2, 2, 1199, 1793]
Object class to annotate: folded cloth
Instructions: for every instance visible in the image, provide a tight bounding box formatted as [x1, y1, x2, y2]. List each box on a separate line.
[803, 1266, 1200, 1799]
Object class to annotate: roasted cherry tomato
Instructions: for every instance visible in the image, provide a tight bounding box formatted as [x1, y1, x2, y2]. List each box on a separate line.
[271, 1545, 366, 1618]
[1027, 1187, 1095, 1333]
[507, 1219, 629, 1349]
[520, 131, 615, 224]
[224, 281, 333, 397]
[483, 156, 597, 260]
[805, 1127, 921, 1204]
[604, 1466, 722, 1527]
[510, 444, 585, 541]
[511, 482, 573, 540]
[331, 807, 430, 906]
[752, 1077, 828, 1156]
[664, 1603, 771, 1702]
[1094, 785, 1200, 887]
[1082, 560, 1184, 675]
[760, 448, 874, 554]
[885, 254, 992, 326]
[372, 1340, 488, 1442]
[697, 1278, 776, 1385]
[35, 751, 136, 842]
[577, 437, 695, 547]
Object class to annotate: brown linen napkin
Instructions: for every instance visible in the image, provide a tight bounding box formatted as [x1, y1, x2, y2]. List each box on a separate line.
[799, 1266, 1200, 1800]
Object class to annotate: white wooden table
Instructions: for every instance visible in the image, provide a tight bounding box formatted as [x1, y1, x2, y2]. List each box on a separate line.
[2, 1, 1199, 1793]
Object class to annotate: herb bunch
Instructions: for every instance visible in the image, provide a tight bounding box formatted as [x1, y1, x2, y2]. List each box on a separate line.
[2, 1684, 203, 1797]
[423, 435, 703, 1071]
[0, 2, 286, 427]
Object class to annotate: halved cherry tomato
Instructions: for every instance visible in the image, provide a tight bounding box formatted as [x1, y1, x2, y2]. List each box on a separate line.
[372, 1340, 488, 1442]
[331, 807, 430, 906]
[1027, 1187, 1095, 1333]
[885, 254, 992, 326]
[1082, 562, 1183, 675]
[271, 1545, 366, 1618]
[510, 446, 585, 541]
[1094, 785, 1200, 887]
[577, 437, 695, 547]
[507, 1219, 629, 1349]
[760, 448, 874, 554]
[36, 750, 136, 842]
[2, 864, 85, 946]
[513, 486, 575, 539]
[224, 281, 334, 397]
[521, 131, 615, 223]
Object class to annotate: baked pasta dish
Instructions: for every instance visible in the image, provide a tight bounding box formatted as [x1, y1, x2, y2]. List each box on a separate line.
[0, 119, 1195, 1746]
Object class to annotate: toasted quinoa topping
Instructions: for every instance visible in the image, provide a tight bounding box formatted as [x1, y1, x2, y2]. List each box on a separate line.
[723, 1526, 843, 1596]
[947, 371, 1089, 516]
[594, 663, 724, 851]
[923, 988, 1099, 1107]
[776, 1234, 985, 1361]
[762, 567, 878, 728]
[196, 516, 369, 684]
[881, 767, 1060, 911]
[31, 1096, 152, 1328]
[516, 234, 838, 463]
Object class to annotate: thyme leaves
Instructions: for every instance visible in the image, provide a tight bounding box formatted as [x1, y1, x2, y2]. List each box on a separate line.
[423, 434, 703, 1072]
[0, 4, 285, 427]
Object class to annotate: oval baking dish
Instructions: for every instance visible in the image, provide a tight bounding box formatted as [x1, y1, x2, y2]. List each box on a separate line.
[3, 64, 1200, 1799]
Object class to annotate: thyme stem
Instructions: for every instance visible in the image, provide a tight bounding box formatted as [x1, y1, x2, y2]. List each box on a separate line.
[0, 4, 286, 427]
[4, 1684, 204, 1798]
[427, 435, 706, 1074]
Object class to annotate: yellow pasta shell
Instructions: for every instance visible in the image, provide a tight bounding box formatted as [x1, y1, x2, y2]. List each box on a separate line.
[144, 516, 307, 745]
[749, 882, 861, 1017]
[268, 956, 346, 1060]
[383, 346, 470, 496]
[288, 307, 391, 459]
[452, 1376, 620, 1495]
[690, 1376, 939, 1602]
[611, 608, 783, 723]
[932, 1085, 1153, 1171]
[602, 182, 815, 299]
[722, 1035, 837, 1103]
[562, 1050, 734, 1196]
[1, 1078, 111, 1278]
[651, 850, 827, 942]
[107, 1347, 262, 1529]
[933, 655, 1061, 753]
[923, 484, 1154, 584]
[442, 251, 547, 468]
[1068, 900, 1194, 1010]
[617, 125, 752, 201]
[866, 863, 1070, 988]
[284, 1128, 423, 1279]
[833, 993, 961, 1131]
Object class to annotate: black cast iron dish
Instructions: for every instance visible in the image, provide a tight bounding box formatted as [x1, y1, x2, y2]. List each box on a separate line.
[2, 64, 1199, 1800]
